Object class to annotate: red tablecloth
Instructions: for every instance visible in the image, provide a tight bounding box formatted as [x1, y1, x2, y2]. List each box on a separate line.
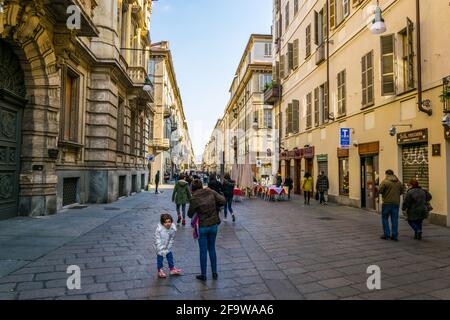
[233, 188, 242, 196]
[268, 187, 286, 196]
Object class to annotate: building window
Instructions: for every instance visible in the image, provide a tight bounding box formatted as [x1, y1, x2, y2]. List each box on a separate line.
[314, 87, 320, 127]
[337, 70, 346, 115]
[117, 98, 125, 152]
[259, 74, 272, 92]
[264, 109, 273, 128]
[339, 157, 350, 196]
[62, 68, 80, 142]
[314, 8, 326, 46]
[294, 0, 299, 16]
[305, 24, 311, 58]
[130, 110, 137, 155]
[361, 51, 374, 107]
[381, 34, 396, 96]
[288, 42, 294, 72]
[330, 0, 350, 29]
[399, 18, 415, 92]
[264, 43, 272, 56]
[306, 93, 312, 129]
[292, 99, 299, 133]
[320, 83, 329, 124]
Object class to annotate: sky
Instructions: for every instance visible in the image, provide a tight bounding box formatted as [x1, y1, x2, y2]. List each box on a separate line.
[151, 0, 273, 163]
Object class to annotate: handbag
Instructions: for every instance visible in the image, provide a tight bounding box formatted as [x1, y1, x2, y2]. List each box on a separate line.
[315, 192, 319, 201]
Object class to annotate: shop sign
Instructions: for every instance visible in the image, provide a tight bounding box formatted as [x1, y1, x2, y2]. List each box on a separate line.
[337, 148, 349, 158]
[340, 128, 351, 149]
[358, 141, 379, 156]
[397, 129, 428, 145]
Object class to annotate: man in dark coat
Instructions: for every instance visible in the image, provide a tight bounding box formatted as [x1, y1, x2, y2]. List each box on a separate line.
[222, 173, 236, 221]
[284, 176, 293, 200]
[402, 179, 432, 240]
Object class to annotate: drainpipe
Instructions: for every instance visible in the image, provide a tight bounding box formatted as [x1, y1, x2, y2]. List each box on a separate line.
[416, 0, 432, 116]
[326, 0, 330, 121]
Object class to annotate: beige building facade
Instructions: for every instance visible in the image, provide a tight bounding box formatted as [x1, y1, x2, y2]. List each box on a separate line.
[206, 34, 277, 181]
[0, 0, 155, 219]
[270, 0, 450, 226]
[149, 41, 195, 182]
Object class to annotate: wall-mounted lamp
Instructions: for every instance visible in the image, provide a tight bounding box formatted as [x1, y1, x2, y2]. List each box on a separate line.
[389, 124, 412, 136]
[370, 1, 387, 35]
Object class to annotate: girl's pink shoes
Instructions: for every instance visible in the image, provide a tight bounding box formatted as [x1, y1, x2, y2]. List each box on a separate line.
[169, 267, 182, 276]
[158, 269, 167, 278]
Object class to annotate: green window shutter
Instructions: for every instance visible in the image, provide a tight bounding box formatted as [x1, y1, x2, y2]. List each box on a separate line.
[381, 35, 396, 96]
[280, 55, 285, 79]
[293, 39, 299, 69]
[306, 25, 311, 57]
[288, 43, 294, 71]
[293, 99, 299, 132]
[407, 18, 415, 90]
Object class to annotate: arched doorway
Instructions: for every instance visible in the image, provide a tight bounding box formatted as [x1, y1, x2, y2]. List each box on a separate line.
[0, 40, 26, 219]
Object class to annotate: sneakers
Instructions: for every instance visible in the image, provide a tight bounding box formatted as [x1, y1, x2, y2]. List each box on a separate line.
[177, 215, 181, 224]
[380, 235, 390, 240]
[182, 219, 186, 226]
[212, 273, 218, 280]
[232, 214, 236, 222]
[170, 267, 182, 276]
[223, 216, 227, 221]
[158, 269, 167, 278]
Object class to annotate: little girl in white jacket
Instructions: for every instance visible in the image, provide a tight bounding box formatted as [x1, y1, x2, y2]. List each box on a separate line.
[154, 214, 182, 278]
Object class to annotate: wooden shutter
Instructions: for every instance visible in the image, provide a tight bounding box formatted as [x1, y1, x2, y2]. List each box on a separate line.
[361, 55, 367, 106]
[280, 55, 285, 79]
[293, 99, 299, 133]
[288, 43, 294, 71]
[362, 51, 374, 105]
[329, 0, 336, 29]
[407, 18, 415, 90]
[306, 25, 311, 57]
[306, 93, 312, 128]
[314, 87, 320, 126]
[381, 35, 395, 96]
[288, 103, 293, 134]
[293, 39, 299, 69]
[323, 82, 329, 122]
[314, 11, 319, 45]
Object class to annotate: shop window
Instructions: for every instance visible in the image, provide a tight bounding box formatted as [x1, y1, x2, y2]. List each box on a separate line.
[339, 157, 350, 196]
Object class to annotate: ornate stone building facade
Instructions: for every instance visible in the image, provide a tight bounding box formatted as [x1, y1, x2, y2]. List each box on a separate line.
[0, 0, 155, 219]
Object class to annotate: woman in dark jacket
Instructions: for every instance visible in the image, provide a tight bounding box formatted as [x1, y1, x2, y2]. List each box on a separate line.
[208, 174, 223, 194]
[188, 180, 226, 281]
[402, 179, 432, 240]
[222, 173, 236, 222]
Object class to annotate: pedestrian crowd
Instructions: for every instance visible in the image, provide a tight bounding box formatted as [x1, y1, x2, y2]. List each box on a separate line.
[152, 168, 433, 281]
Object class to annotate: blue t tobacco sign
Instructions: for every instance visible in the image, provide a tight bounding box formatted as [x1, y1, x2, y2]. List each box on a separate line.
[340, 128, 351, 149]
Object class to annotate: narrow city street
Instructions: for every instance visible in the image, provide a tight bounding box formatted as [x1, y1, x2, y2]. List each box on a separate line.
[1, 186, 450, 300]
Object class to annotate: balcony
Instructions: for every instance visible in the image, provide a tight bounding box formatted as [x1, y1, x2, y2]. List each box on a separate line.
[264, 84, 282, 105]
[315, 43, 326, 65]
[150, 138, 170, 152]
[163, 106, 172, 119]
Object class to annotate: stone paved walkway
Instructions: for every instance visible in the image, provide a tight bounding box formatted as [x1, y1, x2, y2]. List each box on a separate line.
[1, 185, 450, 300]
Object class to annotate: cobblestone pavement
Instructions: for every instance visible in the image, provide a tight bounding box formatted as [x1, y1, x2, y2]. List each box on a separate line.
[1, 185, 450, 300]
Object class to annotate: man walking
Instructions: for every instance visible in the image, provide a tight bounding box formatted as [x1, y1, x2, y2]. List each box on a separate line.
[284, 176, 293, 200]
[379, 169, 405, 241]
[155, 171, 160, 194]
[316, 171, 329, 205]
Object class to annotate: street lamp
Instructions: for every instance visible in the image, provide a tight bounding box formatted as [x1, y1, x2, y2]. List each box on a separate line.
[370, 1, 386, 35]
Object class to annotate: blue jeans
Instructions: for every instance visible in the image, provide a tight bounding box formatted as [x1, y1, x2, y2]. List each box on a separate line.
[198, 225, 218, 276]
[382, 204, 399, 239]
[157, 252, 174, 270]
[319, 191, 326, 204]
[176, 204, 187, 219]
[224, 197, 233, 218]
